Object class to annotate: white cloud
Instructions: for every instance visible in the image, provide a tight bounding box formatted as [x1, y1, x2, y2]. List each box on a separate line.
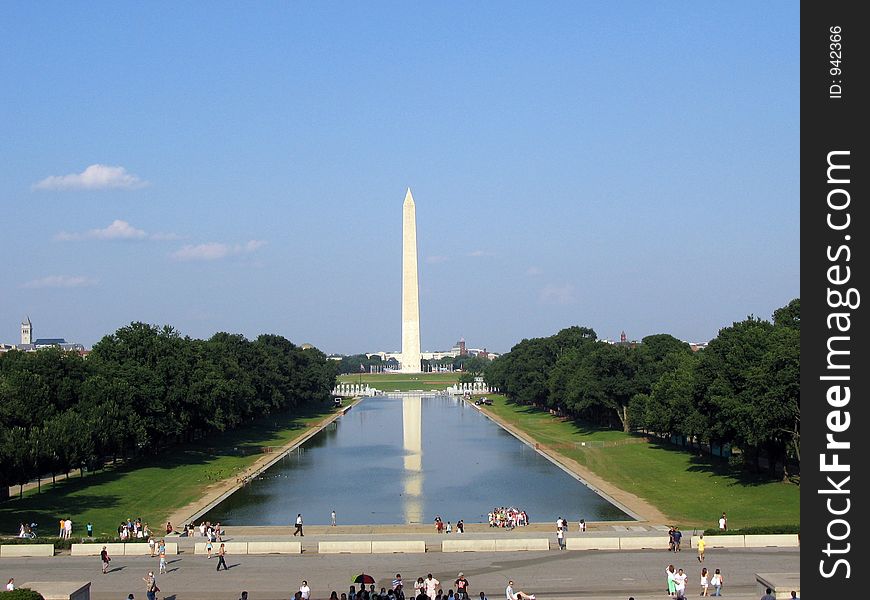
[56, 219, 147, 241]
[21, 275, 98, 289]
[33, 164, 147, 190]
[426, 255, 449, 264]
[526, 266, 543, 276]
[170, 240, 267, 261]
[539, 283, 578, 305]
[56, 220, 183, 241]
[468, 249, 495, 257]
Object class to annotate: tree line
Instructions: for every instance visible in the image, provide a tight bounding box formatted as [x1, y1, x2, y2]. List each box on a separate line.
[484, 299, 800, 477]
[0, 322, 337, 497]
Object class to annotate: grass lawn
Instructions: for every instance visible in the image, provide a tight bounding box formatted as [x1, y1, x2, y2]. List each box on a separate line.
[338, 372, 459, 391]
[0, 402, 341, 537]
[485, 395, 800, 529]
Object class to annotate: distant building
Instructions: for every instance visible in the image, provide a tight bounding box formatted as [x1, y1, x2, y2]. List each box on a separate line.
[8, 316, 86, 353]
[21, 315, 32, 345]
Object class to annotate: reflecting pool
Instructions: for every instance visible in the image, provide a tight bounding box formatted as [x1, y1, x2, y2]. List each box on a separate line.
[202, 394, 630, 525]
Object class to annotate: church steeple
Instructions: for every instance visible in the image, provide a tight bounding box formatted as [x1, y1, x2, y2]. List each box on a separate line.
[21, 316, 32, 345]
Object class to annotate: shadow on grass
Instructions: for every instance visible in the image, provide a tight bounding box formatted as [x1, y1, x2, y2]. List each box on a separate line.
[500, 396, 792, 487]
[0, 403, 339, 531]
[0, 493, 124, 532]
[499, 397, 618, 437]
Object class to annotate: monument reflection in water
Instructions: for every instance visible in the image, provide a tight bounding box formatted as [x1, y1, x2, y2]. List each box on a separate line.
[203, 394, 630, 525]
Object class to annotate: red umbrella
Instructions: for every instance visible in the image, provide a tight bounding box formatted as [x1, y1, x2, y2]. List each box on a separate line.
[353, 574, 376, 585]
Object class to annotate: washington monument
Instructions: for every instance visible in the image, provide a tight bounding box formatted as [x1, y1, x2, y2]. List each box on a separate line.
[401, 188, 422, 372]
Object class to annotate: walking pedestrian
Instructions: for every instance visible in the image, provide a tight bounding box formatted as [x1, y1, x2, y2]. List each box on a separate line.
[556, 527, 565, 550]
[143, 571, 159, 600]
[101, 546, 111, 574]
[158, 546, 167, 575]
[331, 510, 337, 526]
[700, 568, 709, 597]
[293, 514, 304, 536]
[505, 581, 514, 600]
[674, 568, 687, 599]
[301, 580, 311, 600]
[216, 543, 228, 571]
[710, 569, 723, 597]
[455, 573, 469, 599]
[206, 539, 213, 558]
[697, 535, 706, 563]
[424, 574, 440, 600]
[666, 565, 676, 599]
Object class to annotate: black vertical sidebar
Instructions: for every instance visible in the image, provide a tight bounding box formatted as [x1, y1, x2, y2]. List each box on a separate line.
[801, 2, 868, 598]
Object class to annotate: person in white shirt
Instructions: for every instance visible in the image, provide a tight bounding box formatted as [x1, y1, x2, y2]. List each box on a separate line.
[6, 578, 15, 591]
[505, 581, 514, 600]
[64, 518, 73, 539]
[718, 512, 727, 531]
[300, 580, 311, 600]
[424, 574, 440, 600]
[674, 568, 687, 599]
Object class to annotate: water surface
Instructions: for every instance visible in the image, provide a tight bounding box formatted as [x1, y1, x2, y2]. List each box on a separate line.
[203, 394, 630, 525]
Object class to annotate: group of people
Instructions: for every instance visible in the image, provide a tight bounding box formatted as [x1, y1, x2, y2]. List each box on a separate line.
[666, 564, 724, 598]
[182, 520, 224, 541]
[433, 516, 464, 534]
[17, 522, 38, 538]
[488, 507, 529, 529]
[118, 518, 152, 541]
[56, 517, 74, 538]
[343, 571, 492, 600]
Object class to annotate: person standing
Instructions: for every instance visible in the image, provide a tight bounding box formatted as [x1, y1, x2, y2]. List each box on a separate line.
[206, 539, 213, 558]
[718, 513, 727, 531]
[673, 527, 683, 552]
[674, 568, 687, 599]
[760, 589, 776, 600]
[556, 527, 565, 550]
[100, 546, 111, 574]
[710, 569, 723, 597]
[505, 581, 514, 600]
[455, 573, 469, 599]
[59, 518, 65, 538]
[143, 571, 159, 600]
[666, 565, 676, 599]
[216, 543, 228, 571]
[86, 522, 94, 538]
[158, 545, 167, 575]
[578, 518, 586, 532]
[331, 510, 337, 526]
[697, 535, 706, 563]
[294, 514, 304, 536]
[300, 580, 311, 600]
[446, 521, 452, 534]
[424, 574, 440, 600]
[149, 536, 157, 557]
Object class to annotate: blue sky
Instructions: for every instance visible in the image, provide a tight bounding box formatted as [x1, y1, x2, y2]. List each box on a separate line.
[0, 2, 799, 354]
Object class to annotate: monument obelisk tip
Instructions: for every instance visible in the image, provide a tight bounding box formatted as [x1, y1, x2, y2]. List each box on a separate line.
[404, 187, 414, 204]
